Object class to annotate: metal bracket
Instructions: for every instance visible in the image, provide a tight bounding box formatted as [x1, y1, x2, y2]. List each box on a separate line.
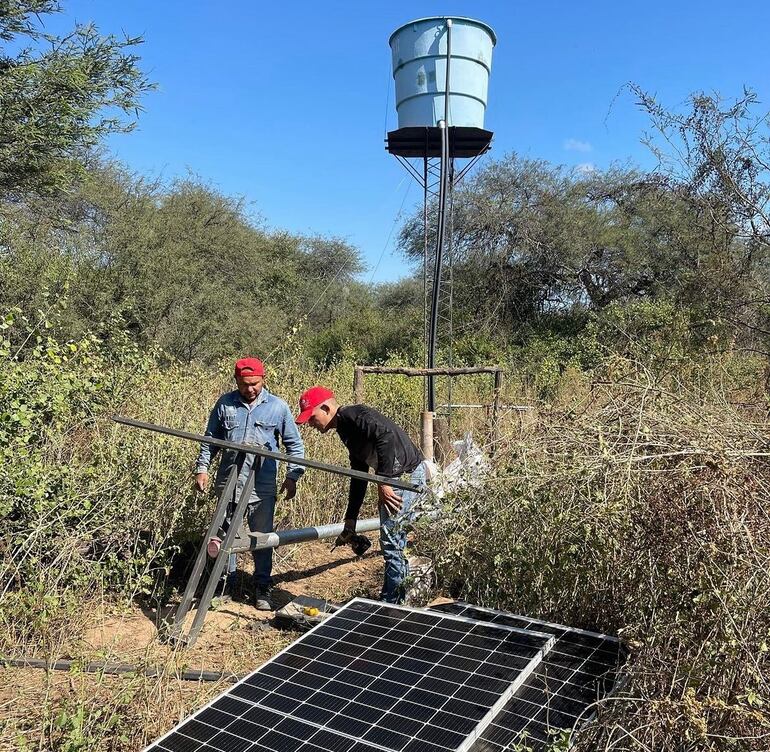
[167, 458, 260, 647]
[112, 415, 422, 647]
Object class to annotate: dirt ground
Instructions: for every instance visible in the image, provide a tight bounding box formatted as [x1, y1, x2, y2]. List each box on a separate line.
[81, 535, 384, 670]
[0, 536, 391, 750]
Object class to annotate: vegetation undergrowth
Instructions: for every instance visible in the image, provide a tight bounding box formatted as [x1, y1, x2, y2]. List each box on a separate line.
[419, 356, 770, 750]
[3, 309, 769, 750]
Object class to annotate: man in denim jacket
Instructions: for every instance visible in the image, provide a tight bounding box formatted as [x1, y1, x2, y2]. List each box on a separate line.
[195, 357, 305, 610]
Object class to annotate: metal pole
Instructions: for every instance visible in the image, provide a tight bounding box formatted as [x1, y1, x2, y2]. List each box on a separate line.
[168, 463, 239, 642]
[423, 150, 429, 411]
[427, 19, 453, 413]
[443, 19, 453, 125]
[230, 516, 383, 554]
[184, 461, 259, 647]
[441, 19, 453, 419]
[428, 120, 449, 412]
[112, 416, 419, 493]
[446, 157, 455, 427]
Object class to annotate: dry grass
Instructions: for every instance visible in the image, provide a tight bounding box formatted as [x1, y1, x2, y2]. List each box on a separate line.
[0, 541, 383, 751]
[420, 359, 770, 750]
[4, 351, 769, 750]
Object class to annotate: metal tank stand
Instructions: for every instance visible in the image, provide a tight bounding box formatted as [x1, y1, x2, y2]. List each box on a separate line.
[167, 460, 261, 646]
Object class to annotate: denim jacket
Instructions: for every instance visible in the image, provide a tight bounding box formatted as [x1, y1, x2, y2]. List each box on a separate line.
[195, 388, 305, 494]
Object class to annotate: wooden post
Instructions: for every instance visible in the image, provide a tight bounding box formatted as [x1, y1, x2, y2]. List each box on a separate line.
[353, 367, 364, 404]
[433, 416, 451, 467]
[421, 411, 434, 461]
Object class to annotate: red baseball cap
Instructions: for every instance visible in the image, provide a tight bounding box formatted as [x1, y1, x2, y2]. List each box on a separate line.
[234, 357, 265, 378]
[296, 385, 335, 424]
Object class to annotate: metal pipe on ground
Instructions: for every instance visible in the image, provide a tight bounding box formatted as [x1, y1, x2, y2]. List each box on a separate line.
[1, 657, 242, 683]
[229, 516, 382, 554]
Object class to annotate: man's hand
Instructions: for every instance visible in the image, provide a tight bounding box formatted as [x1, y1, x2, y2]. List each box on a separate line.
[280, 478, 297, 500]
[378, 484, 403, 516]
[194, 472, 209, 493]
[333, 519, 356, 549]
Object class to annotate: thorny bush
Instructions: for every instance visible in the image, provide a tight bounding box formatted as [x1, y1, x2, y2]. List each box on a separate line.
[420, 361, 770, 750]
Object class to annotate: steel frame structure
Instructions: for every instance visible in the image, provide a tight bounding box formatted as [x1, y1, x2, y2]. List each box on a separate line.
[113, 416, 418, 646]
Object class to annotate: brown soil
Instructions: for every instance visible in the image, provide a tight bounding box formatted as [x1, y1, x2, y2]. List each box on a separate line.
[80, 535, 383, 669]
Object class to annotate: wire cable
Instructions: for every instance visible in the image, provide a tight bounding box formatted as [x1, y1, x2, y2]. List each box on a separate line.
[367, 179, 412, 284]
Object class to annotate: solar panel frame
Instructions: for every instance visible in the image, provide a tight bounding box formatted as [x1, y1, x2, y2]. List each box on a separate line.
[145, 599, 555, 752]
[428, 602, 626, 752]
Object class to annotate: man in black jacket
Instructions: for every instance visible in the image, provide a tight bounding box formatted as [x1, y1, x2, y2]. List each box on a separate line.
[296, 386, 426, 603]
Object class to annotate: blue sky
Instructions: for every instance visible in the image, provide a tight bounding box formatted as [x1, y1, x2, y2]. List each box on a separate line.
[46, 1, 770, 282]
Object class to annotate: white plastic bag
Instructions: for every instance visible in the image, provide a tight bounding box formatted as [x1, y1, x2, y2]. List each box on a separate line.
[411, 433, 491, 519]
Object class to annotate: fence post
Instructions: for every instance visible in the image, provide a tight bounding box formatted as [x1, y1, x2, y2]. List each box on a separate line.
[491, 368, 503, 452]
[433, 415, 451, 466]
[353, 366, 364, 404]
[421, 411, 434, 461]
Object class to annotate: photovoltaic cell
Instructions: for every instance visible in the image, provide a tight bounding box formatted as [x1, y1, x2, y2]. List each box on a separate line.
[145, 599, 554, 752]
[429, 603, 626, 752]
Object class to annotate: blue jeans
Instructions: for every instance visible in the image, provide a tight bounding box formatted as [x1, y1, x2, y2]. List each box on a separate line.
[223, 488, 276, 588]
[379, 462, 427, 603]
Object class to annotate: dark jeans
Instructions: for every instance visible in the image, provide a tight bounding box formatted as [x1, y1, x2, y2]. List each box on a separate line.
[221, 488, 276, 588]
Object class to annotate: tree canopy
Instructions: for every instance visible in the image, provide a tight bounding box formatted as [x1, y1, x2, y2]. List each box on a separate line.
[0, 0, 152, 196]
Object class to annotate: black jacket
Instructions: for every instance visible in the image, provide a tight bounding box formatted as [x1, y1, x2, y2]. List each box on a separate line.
[335, 404, 422, 521]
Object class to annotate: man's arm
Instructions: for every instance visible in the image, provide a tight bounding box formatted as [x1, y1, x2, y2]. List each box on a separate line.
[195, 400, 224, 483]
[344, 456, 370, 523]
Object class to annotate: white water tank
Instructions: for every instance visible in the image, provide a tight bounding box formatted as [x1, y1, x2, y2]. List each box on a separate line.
[389, 16, 496, 129]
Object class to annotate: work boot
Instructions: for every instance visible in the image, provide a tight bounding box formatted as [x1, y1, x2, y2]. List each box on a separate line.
[254, 584, 273, 611]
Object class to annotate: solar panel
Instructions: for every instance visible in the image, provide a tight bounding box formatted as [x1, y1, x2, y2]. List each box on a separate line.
[429, 603, 626, 752]
[146, 599, 554, 752]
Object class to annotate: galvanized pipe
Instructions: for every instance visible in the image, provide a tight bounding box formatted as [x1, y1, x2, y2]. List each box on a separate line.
[444, 19, 453, 125]
[229, 517, 382, 553]
[427, 118, 449, 412]
[112, 416, 419, 493]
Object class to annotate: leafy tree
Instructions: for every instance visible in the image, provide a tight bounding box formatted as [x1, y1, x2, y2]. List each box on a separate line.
[67, 167, 301, 361]
[0, 0, 152, 197]
[292, 235, 366, 329]
[632, 86, 770, 342]
[399, 149, 768, 347]
[0, 162, 378, 364]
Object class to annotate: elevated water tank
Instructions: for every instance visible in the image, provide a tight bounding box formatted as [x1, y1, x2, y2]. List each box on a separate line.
[389, 16, 496, 129]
